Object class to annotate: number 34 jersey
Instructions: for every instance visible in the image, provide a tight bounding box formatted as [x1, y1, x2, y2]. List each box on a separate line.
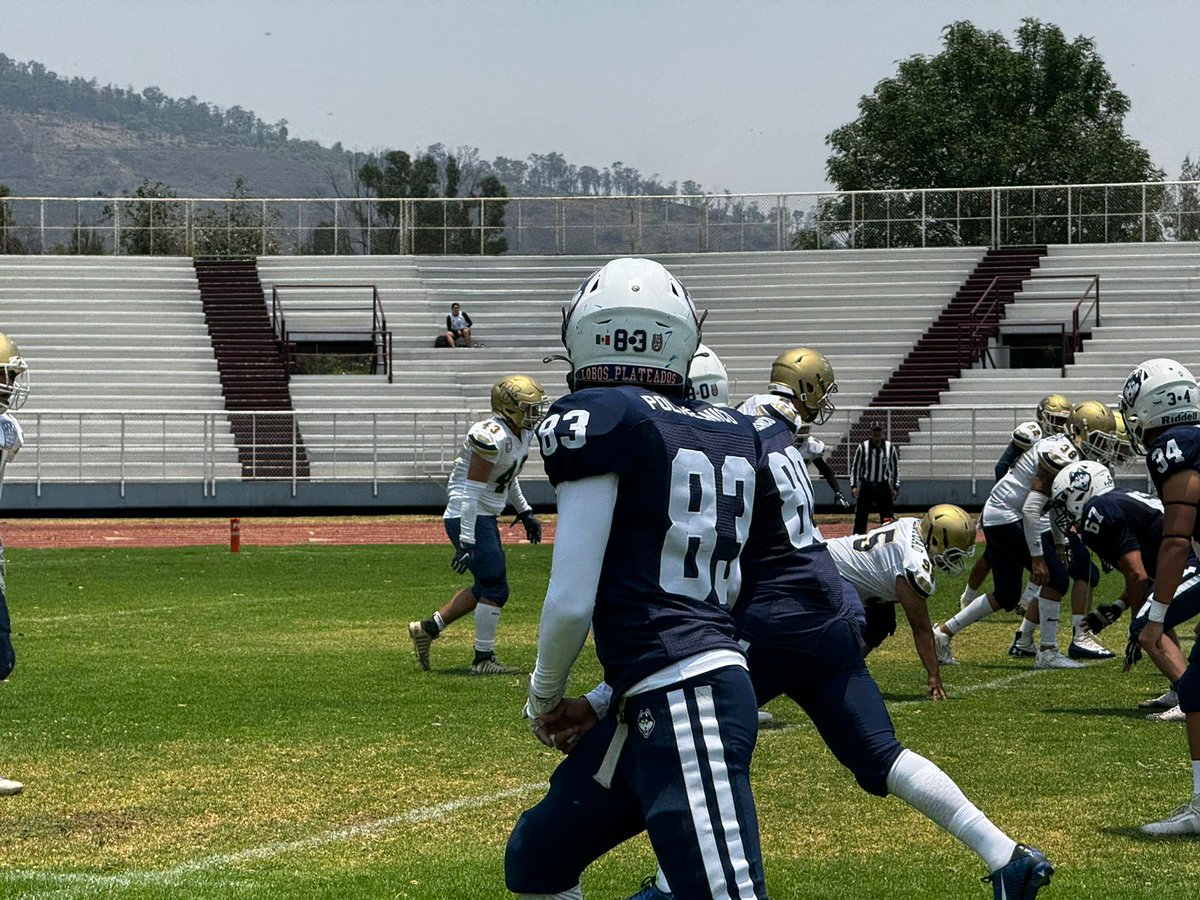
[1146, 423, 1200, 551]
[444, 415, 532, 519]
[537, 386, 762, 698]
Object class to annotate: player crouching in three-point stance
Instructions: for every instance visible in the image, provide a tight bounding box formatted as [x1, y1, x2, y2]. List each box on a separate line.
[828, 504, 976, 701]
[1120, 358, 1200, 834]
[0, 333, 29, 797]
[408, 375, 546, 675]
[504, 258, 770, 899]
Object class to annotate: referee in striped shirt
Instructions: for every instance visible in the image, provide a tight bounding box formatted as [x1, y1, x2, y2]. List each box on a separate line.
[851, 421, 900, 535]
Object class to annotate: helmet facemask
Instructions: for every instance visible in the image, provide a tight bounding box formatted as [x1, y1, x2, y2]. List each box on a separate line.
[0, 354, 29, 414]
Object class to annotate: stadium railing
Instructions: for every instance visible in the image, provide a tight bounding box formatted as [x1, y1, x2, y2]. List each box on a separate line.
[1, 180, 1197, 256]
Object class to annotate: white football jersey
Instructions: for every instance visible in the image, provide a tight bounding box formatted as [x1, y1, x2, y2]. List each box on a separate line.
[736, 393, 826, 460]
[0, 413, 24, 455]
[981, 434, 1077, 527]
[827, 517, 935, 605]
[444, 416, 532, 519]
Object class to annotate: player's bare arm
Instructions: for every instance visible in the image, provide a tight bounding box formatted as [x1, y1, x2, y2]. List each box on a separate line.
[894, 575, 945, 700]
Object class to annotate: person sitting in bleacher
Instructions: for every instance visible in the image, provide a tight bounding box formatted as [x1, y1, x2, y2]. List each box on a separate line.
[444, 303, 474, 348]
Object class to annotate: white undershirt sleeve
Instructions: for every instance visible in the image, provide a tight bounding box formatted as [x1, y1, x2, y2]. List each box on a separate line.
[1021, 489, 1050, 557]
[528, 474, 618, 707]
[507, 476, 531, 516]
[458, 479, 488, 546]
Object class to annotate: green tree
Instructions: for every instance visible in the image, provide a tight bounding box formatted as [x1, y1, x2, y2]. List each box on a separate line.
[0, 184, 25, 254]
[107, 179, 186, 255]
[826, 19, 1161, 191]
[1168, 155, 1200, 241]
[474, 175, 509, 255]
[193, 176, 282, 257]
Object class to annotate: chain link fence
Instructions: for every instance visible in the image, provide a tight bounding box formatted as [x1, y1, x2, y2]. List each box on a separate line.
[2, 182, 1197, 256]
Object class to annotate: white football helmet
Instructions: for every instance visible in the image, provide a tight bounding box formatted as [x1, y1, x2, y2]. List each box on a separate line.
[1012, 420, 1042, 452]
[561, 257, 702, 394]
[687, 343, 730, 407]
[0, 333, 29, 413]
[1119, 358, 1200, 453]
[1049, 460, 1115, 532]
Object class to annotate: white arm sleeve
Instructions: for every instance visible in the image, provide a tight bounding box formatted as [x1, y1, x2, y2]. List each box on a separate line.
[528, 474, 618, 706]
[458, 479, 488, 546]
[1021, 489, 1050, 557]
[506, 476, 532, 516]
[584, 681, 613, 719]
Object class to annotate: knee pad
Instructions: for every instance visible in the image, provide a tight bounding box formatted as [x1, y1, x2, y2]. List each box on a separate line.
[852, 743, 905, 797]
[475, 580, 510, 607]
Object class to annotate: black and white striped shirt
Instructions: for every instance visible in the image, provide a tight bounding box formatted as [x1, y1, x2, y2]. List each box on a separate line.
[851, 438, 899, 489]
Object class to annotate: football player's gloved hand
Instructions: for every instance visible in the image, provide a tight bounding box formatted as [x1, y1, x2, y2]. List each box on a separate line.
[511, 510, 542, 544]
[833, 492, 851, 510]
[451, 543, 474, 574]
[1123, 634, 1143, 672]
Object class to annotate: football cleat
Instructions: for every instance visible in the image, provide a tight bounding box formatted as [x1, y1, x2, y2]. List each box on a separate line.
[1140, 795, 1200, 836]
[470, 655, 521, 676]
[1034, 648, 1084, 669]
[1008, 630, 1037, 658]
[932, 626, 959, 666]
[0, 775, 23, 796]
[408, 621, 433, 671]
[1068, 630, 1116, 660]
[1139, 689, 1179, 709]
[1146, 704, 1186, 722]
[626, 875, 675, 900]
[757, 709, 775, 727]
[1085, 602, 1124, 634]
[984, 843, 1053, 899]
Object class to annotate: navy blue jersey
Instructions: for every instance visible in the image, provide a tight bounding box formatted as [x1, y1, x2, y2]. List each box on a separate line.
[994, 442, 1023, 483]
[1080, 488, 1173, 578]
[538, 386, 761, 699]
[1147, 424, 1200, 532]
[733, 416, 846, 647]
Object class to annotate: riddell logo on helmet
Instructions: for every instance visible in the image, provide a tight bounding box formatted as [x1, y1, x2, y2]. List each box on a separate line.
[1161, 411, 1199, 425]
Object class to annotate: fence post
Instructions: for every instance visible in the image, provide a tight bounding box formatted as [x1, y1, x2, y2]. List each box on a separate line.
[1067, 185, 1073, 244]
[920, 190, 927, 248]
[1142, 183, 1147, 242]
[39, 199, 45, 253]
[261, 199, 267, 255]
[970, 408, 977, 496]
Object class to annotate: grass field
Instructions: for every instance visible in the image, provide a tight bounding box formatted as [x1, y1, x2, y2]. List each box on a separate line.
[0, 543, 1197, 899]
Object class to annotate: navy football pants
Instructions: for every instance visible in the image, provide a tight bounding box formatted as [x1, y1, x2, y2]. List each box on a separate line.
[745, 606, 904, 797]
[1131, 567, 1200, 713]
[982, 521, 1068, 610]
[0, 540, 13, 681]
[444, 515, 510, 605]
[506, 665, 767, 899]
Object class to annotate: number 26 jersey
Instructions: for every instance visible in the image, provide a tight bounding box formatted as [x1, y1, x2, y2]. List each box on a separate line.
[537, 385, 761, 699]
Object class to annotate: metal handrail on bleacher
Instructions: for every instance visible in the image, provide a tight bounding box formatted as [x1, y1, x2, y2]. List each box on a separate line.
[270, 283, 394, 382]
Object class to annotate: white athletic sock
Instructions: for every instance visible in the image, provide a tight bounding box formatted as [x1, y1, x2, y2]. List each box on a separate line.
[474, 603, 502, 653]
[1018, 617, 1037, 639]
[962, 583, 984, 603]
[518, 888, 583, 900]
[1113, 599, 1128, 613]
[945, 596, 994, 636]
[1192, 760, 1200, 797]
[432, 611, 448, 632]
[1039, 597, 1061, 649]
[1071, 613, 1085, 639]
[886, 749, 1017, 871]
[655, 868, 672, 894]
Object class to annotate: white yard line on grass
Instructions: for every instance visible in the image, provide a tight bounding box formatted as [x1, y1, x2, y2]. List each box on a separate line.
[4, 662, 1083, 896]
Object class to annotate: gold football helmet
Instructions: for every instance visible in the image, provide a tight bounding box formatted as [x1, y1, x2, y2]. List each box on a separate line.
[491, 375, 547, 433]
[1111, 408, 1136, 464]
[1066, 400, 1119, 465]
[768, 347, 837, 425]
[1036, 393, 1072, 435]
[0, 333, 29, 413]
[920, 504, 977, 575]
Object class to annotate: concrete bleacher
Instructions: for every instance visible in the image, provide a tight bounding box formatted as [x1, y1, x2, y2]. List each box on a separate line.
[904, 242, 1200, 478]
[261, 250, 981, 480]
[0, 257, 242, 481]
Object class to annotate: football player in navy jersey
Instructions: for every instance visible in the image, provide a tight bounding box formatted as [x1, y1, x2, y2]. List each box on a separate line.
[0, 333, 28, 797]
[1120, 358, 1200, 834]
[559, 349, 1052, 900]
[504, 258, 769, 899]
[1048, 461, 1199, 721]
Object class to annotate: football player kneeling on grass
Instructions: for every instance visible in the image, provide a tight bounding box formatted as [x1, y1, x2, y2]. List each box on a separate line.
[0, 333, 29, 797]
[408, 375, 546, 675]
[827, 504, 976, 701]
[1120, 358, 1200, 834]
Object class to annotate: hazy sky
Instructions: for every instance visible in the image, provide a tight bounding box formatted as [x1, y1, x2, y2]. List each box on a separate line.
[3, 0, 1198, 194]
